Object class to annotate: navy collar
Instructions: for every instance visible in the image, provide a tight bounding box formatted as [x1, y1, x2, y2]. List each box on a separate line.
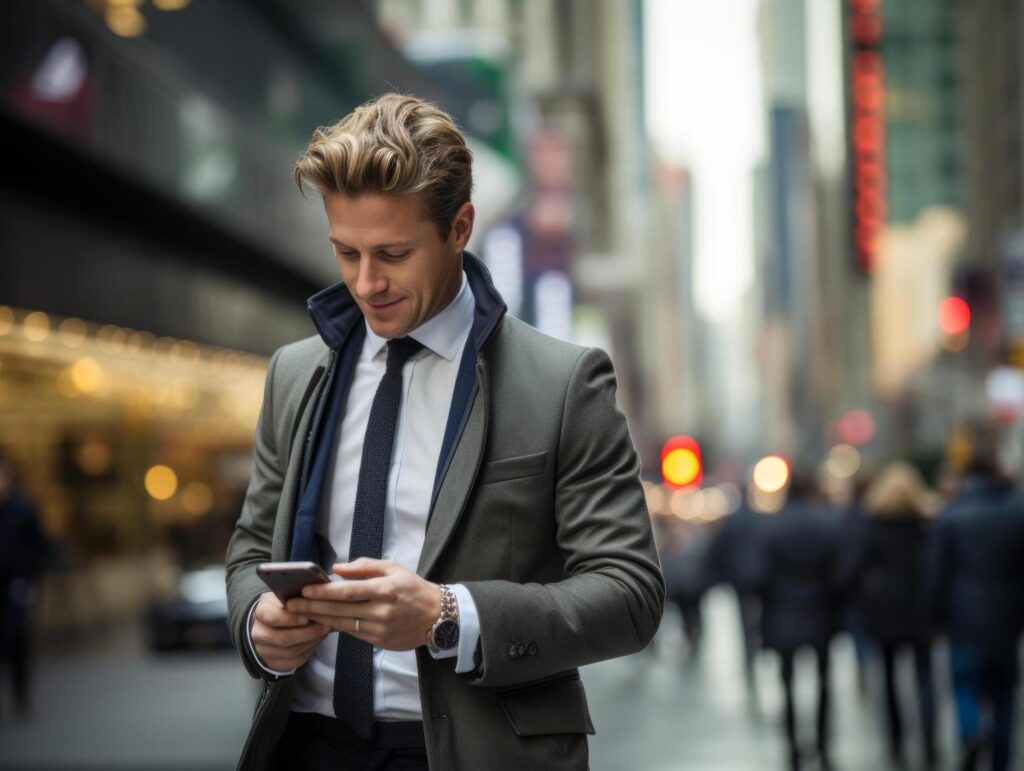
[306, 250, 507, 354]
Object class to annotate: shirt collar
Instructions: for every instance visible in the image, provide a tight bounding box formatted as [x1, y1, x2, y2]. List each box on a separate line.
[364, 272, 474, 362]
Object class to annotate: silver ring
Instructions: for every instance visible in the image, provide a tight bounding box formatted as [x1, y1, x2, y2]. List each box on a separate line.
[354, 618, 361, 633]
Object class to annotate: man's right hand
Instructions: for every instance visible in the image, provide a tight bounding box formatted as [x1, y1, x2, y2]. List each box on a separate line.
[250, 591, 328, 671]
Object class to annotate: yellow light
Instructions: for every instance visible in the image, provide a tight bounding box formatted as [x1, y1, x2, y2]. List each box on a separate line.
[70, 358, 104, 394]
[145, 465, 178, 501]
[0, 307, 13, 336]
[753, 455, 790, 493]
[22, 311, 50, 342]
[106, 6, 146, 37]
[825, 444, 861, 480]
[153, 0, 191, 9]
[182, 482, 213, 516]
[58, 317, 88, 347]
[662, 448, 701, 488]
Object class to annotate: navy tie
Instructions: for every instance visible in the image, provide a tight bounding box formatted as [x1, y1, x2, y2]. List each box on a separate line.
[334, 336, 423, 738]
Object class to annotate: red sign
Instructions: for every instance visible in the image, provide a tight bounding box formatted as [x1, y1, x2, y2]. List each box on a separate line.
[849, 0, 887, 274]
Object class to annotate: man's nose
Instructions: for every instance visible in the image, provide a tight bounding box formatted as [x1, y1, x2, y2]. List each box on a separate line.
[355, 257, 386, 297]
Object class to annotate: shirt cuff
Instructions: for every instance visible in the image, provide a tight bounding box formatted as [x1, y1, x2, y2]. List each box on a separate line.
[426, 583, 480, 674]
[246, 599, 296, 678]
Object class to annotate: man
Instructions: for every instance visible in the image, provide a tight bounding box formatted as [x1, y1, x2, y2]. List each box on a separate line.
[929, 442, 1024, 771]
[225, 94, 664, 771]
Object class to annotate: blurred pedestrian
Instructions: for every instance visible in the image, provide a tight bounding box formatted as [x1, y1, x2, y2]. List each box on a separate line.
[929, 441, 1024, 771]
[659, 516, 713, 663]
[835, 471, 872, 695]
[854, 461, 937, 767]
[0, 450, 49, 720]
[707, 492, 763, 689]
[755, 470, 843, 771]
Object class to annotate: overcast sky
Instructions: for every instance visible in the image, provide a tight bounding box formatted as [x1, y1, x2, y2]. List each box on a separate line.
[644, 0, 765, 322]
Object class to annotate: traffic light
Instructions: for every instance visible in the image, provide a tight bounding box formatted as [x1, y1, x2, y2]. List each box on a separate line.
[938, 296, 971, 337]
[938, 295, 971, 353]
[661, 435, 702, 489]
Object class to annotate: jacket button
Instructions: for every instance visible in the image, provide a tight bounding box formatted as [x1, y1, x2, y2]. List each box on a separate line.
[507, 644, 520, 659]
[526, 642, 538, 656]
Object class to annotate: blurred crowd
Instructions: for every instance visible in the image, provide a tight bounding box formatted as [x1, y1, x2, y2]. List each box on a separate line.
[655, 429, 1024, 771]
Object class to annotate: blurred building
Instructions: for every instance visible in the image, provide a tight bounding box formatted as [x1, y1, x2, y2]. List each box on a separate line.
[646, 162, 711, 445]
[752, 0, 870, 465]
[958, 0, 1024, 471]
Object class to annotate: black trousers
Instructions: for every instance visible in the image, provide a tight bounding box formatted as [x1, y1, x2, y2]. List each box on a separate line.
[276, 712, 429, 771]
[779, 645, 831, 770]
[879, 639, 936, 764]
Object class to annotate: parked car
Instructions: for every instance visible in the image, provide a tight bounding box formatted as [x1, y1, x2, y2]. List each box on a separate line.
[147, 564, 232, 652]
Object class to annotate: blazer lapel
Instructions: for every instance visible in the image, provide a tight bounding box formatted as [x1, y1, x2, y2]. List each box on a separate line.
[418, 361, 488, 578]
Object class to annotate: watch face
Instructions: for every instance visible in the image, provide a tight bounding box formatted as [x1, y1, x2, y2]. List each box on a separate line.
[433, 619, 460, 649]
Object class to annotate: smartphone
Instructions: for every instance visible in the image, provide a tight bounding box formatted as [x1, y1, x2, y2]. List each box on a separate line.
[257, 561, 331, 603]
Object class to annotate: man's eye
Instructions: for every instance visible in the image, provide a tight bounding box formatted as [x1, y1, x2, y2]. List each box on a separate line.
[336, 250, 358, 260]
[381, 251, 410, 260]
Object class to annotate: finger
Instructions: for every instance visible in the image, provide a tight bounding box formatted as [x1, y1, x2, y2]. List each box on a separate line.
[252, 621, 327, 648]
[256, 600, 311, 628]
[333, 558, 392, 580]
[287, 597, 372, 618]
[256, 634, 325, 660]
[308, 613, 378, 642]
[298, 578, 383, 602]
[262, 645, 320, 671]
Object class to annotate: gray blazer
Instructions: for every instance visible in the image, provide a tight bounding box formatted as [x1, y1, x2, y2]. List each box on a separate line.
[226, 309, 664, 770]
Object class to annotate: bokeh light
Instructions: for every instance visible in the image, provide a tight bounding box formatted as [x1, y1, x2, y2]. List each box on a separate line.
[22, 311, 50, 342]
[182, 482, 214, 516]
[144, 465, 178, 501]
[753, 454, 790, 493]
[938, 296, 971, 336]
[825, 443, 861, 479]
[69, 358, 104, 394]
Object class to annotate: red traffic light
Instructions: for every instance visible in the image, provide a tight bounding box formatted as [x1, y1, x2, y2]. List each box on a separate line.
[938, 296, 971, 336]
[661, 435, 702, 490]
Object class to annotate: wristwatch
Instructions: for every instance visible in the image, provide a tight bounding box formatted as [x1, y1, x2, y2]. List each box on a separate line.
[426, 584, 460, 654]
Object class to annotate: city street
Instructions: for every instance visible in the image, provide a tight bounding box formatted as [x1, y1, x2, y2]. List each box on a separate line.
[3, 589, 1010, 770]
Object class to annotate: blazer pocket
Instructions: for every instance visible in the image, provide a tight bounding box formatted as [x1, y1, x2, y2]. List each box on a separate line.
[478, 451, 549, 486]
[496, 672, 595, 736]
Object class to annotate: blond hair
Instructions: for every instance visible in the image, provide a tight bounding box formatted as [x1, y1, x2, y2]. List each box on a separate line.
[293, 93, 472, 238]
[864, 460, 928, 517]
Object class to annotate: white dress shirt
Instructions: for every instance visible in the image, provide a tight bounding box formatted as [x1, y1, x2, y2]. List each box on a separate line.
[248, 273, 482, 720]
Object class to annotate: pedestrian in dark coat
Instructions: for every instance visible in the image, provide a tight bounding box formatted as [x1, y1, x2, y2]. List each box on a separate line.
[659, 516, 714, 662]
[707, 496, 763, 685]
[855, 461, 937, 767]
[755, 472, 843, 771]
[0, 451, 49, 719]
[929, 455, 1024, 771]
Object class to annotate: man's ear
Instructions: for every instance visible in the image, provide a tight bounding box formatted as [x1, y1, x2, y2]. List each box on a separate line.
[450, 201, 475, 252]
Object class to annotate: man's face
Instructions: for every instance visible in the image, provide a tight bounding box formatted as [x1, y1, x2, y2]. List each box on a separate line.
[324, 192, 474, 340]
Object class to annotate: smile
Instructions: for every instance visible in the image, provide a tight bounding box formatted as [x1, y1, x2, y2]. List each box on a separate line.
[366, 298, 403, 313]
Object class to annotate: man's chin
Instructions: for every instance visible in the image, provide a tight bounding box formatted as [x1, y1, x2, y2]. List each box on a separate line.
[366, 318, 411, 340]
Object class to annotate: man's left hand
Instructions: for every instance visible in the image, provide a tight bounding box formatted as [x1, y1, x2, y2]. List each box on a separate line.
[286, 558, 441, 651]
